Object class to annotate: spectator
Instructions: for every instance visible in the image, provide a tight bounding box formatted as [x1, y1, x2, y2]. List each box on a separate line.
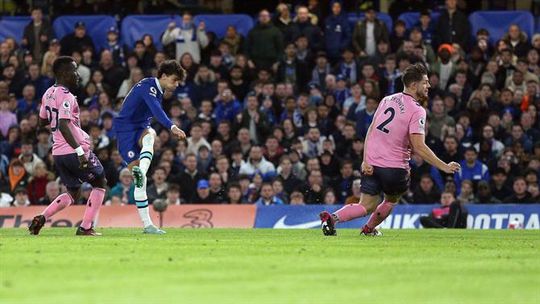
[104, 26, 126, 66]
[352, 8, 389, 57]
[26, 162, 51, 204]
[162, 12, 208, 63]
[11, 187, 30, 207]
[428, 97, 455, 139]
[420, 191, 467, 228]
[186, 123, 211, 155]
[116, 67, 144, 99]
[455, 147, 490, 192]
[389, 20, 407, 54]
[22, 7, 53, 63]
[0, 95, 17, 138]
[147, 166, 169, 203]
[302, 169, 325, 204]
[173, 153, 205, 203]
[344, 178, 361, 205]
[208, 172, 227, 203]
[274, 43, 309, 91]
[227, 183, 245, 204]
[246, 9, 283, 69]
[239, 145, 276, 179]
[434, 0, 470, 51]
[36, 180, 60, 205]
[165, 184, 183, 205]
[412, 174, 441, 204]
[289, 190, 306, 205]
[286, 6, 322, 51]
[505, 124, 533, 153]
[221, 26, 244, 56]
[192, 179, 216, 204]
[191, 65, 218, 106]
[476, 180, 501, 204]
[273, 3, 292, 35]
[502, 24, 530, 58]
[255, 182, 284, 206]
[213, 88, 241, 125]
[109, 168, 134, 205]
[334, 48, 360, 84]
[331, 160, 354, 202]
[503, 177, 534, 203]
[324, 1, 351, 62]
[60, 22, 95, 56]
[236, 93, 269, 144]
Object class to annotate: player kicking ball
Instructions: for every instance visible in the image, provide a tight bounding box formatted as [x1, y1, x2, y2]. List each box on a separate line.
[320, 63, 461, 236]
[29, 56, 107, 236]
[114, 60, 186, 234]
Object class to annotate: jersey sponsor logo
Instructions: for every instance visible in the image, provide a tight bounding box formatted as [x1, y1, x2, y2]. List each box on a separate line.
[272, 216, 321, 229]
[149, 86, 157, 97]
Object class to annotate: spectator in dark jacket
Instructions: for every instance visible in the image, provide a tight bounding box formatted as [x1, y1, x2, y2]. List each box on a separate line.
[286, 6, 323, 51]
[60, 22, 95, 56]
[412, 174, 441, 204]
[22, 8, 54, 63]
[274, 43, 309, 92]
[324, 1, 351, 62]
[246, 10, 284, 69]
[235, 93, 270, 145]
[503, 177, 534, 203]
[434, 0, 470, 51]
[352, 8, 389, 57]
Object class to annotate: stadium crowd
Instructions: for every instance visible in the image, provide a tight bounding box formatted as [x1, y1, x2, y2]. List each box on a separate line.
[0, 0, 539, 208]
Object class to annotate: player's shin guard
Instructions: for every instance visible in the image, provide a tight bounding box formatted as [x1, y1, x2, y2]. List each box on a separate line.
[80, 188, 106, 229]
[366, 201, 395, 229]
[333, 203, 368, 222]
[139, 132, 155, 175]
[41, 193, 74, 220]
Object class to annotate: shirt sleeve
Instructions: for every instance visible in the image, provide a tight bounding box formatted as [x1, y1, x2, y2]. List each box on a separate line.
[38, 97, 47, 119]
[408, 107, 426, 135]
[142, 87, 174, 130]
[58, 93, 75, 120]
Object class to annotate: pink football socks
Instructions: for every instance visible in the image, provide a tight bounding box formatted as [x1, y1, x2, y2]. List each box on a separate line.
[80, 188, 106, 229]
[42, 193, 74, 220]
[366, 201, 394, 229]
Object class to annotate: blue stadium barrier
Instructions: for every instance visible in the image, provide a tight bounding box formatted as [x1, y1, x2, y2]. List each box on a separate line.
[53, 15, 117, 52]
[469, 11, 535, 45]
[121, 15, 182, 50]
[347, 12, 393, 32]
[254, 204, 540, 229]
[398, 11, 441, 29]
[193, 14, 253, 39]
[0, 16, 32, 43]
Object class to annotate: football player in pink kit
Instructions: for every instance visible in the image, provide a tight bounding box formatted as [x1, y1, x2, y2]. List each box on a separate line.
[320, 63, 461, 236]
[29, 56, 107, 236]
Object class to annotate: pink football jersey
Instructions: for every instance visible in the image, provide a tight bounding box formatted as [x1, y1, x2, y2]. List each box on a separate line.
[365, 92, 426, 169]
[39, 85, 91, 155]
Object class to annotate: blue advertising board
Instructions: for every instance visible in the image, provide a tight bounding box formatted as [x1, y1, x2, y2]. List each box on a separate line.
[254, 205, 540, 229]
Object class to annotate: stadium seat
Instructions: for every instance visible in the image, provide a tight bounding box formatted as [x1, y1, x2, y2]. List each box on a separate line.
[468, 11, 535, 45]
[53, 15, 117, 52]
[397, 12, 441, 29]
[121, 15, 182, 50]
[193, 14, 254, 39]
[0, 16, 32, 43]
[347, 12, 393, 32]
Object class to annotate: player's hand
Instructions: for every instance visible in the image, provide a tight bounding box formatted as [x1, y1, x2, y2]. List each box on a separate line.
[443, 161, 461, 174]
[198, 21, 206, 30]
[168, 21, 176, 30]
[78, 154, 89, 170]
[171, 125, 186, 140]
[361, 161, 373, 176]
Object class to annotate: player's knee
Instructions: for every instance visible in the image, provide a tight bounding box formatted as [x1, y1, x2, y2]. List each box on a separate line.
[142, 129, 156, 147]
[384, 194, 401, 204]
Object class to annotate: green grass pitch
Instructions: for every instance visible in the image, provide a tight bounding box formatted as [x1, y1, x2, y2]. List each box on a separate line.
[1, 229, 539, 304]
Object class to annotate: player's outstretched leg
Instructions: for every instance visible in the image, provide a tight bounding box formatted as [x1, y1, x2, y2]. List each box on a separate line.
[319, 204, 368, 236]
[76, 187, 106, 236]
[29, 193, 74, 235]
[361, 200, 396, 236]
[134, 130, 165, 234]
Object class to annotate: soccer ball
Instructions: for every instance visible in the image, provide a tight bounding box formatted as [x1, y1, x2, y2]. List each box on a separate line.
[508, 219, 523, 229]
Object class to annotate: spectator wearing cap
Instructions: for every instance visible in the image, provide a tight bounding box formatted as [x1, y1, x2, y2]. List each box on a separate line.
[104, 26, 127, 66]
[192, 179, 217, 204]
[60, 21, 95, 56]
[455, 147, 490, 193]
[246, 9, 284, 69]
[274, 43, 309, 91]
[324, 1, 351, 62]
[162, 12, 208, 64]
[352, 8, 389, 57]
[431, 44, 455, 90]
[22, 7, 54, 64]
[434, 0, 470, 52]
[255, 182, 285, 206]
[11, 187, 30, 207]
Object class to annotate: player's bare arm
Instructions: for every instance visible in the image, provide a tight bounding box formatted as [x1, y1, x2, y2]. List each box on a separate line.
[58, 118, 88, 169]
[410, 133, 460, 174]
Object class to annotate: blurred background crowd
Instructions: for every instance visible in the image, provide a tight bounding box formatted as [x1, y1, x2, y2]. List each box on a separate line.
[0, 0, 539, 207]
